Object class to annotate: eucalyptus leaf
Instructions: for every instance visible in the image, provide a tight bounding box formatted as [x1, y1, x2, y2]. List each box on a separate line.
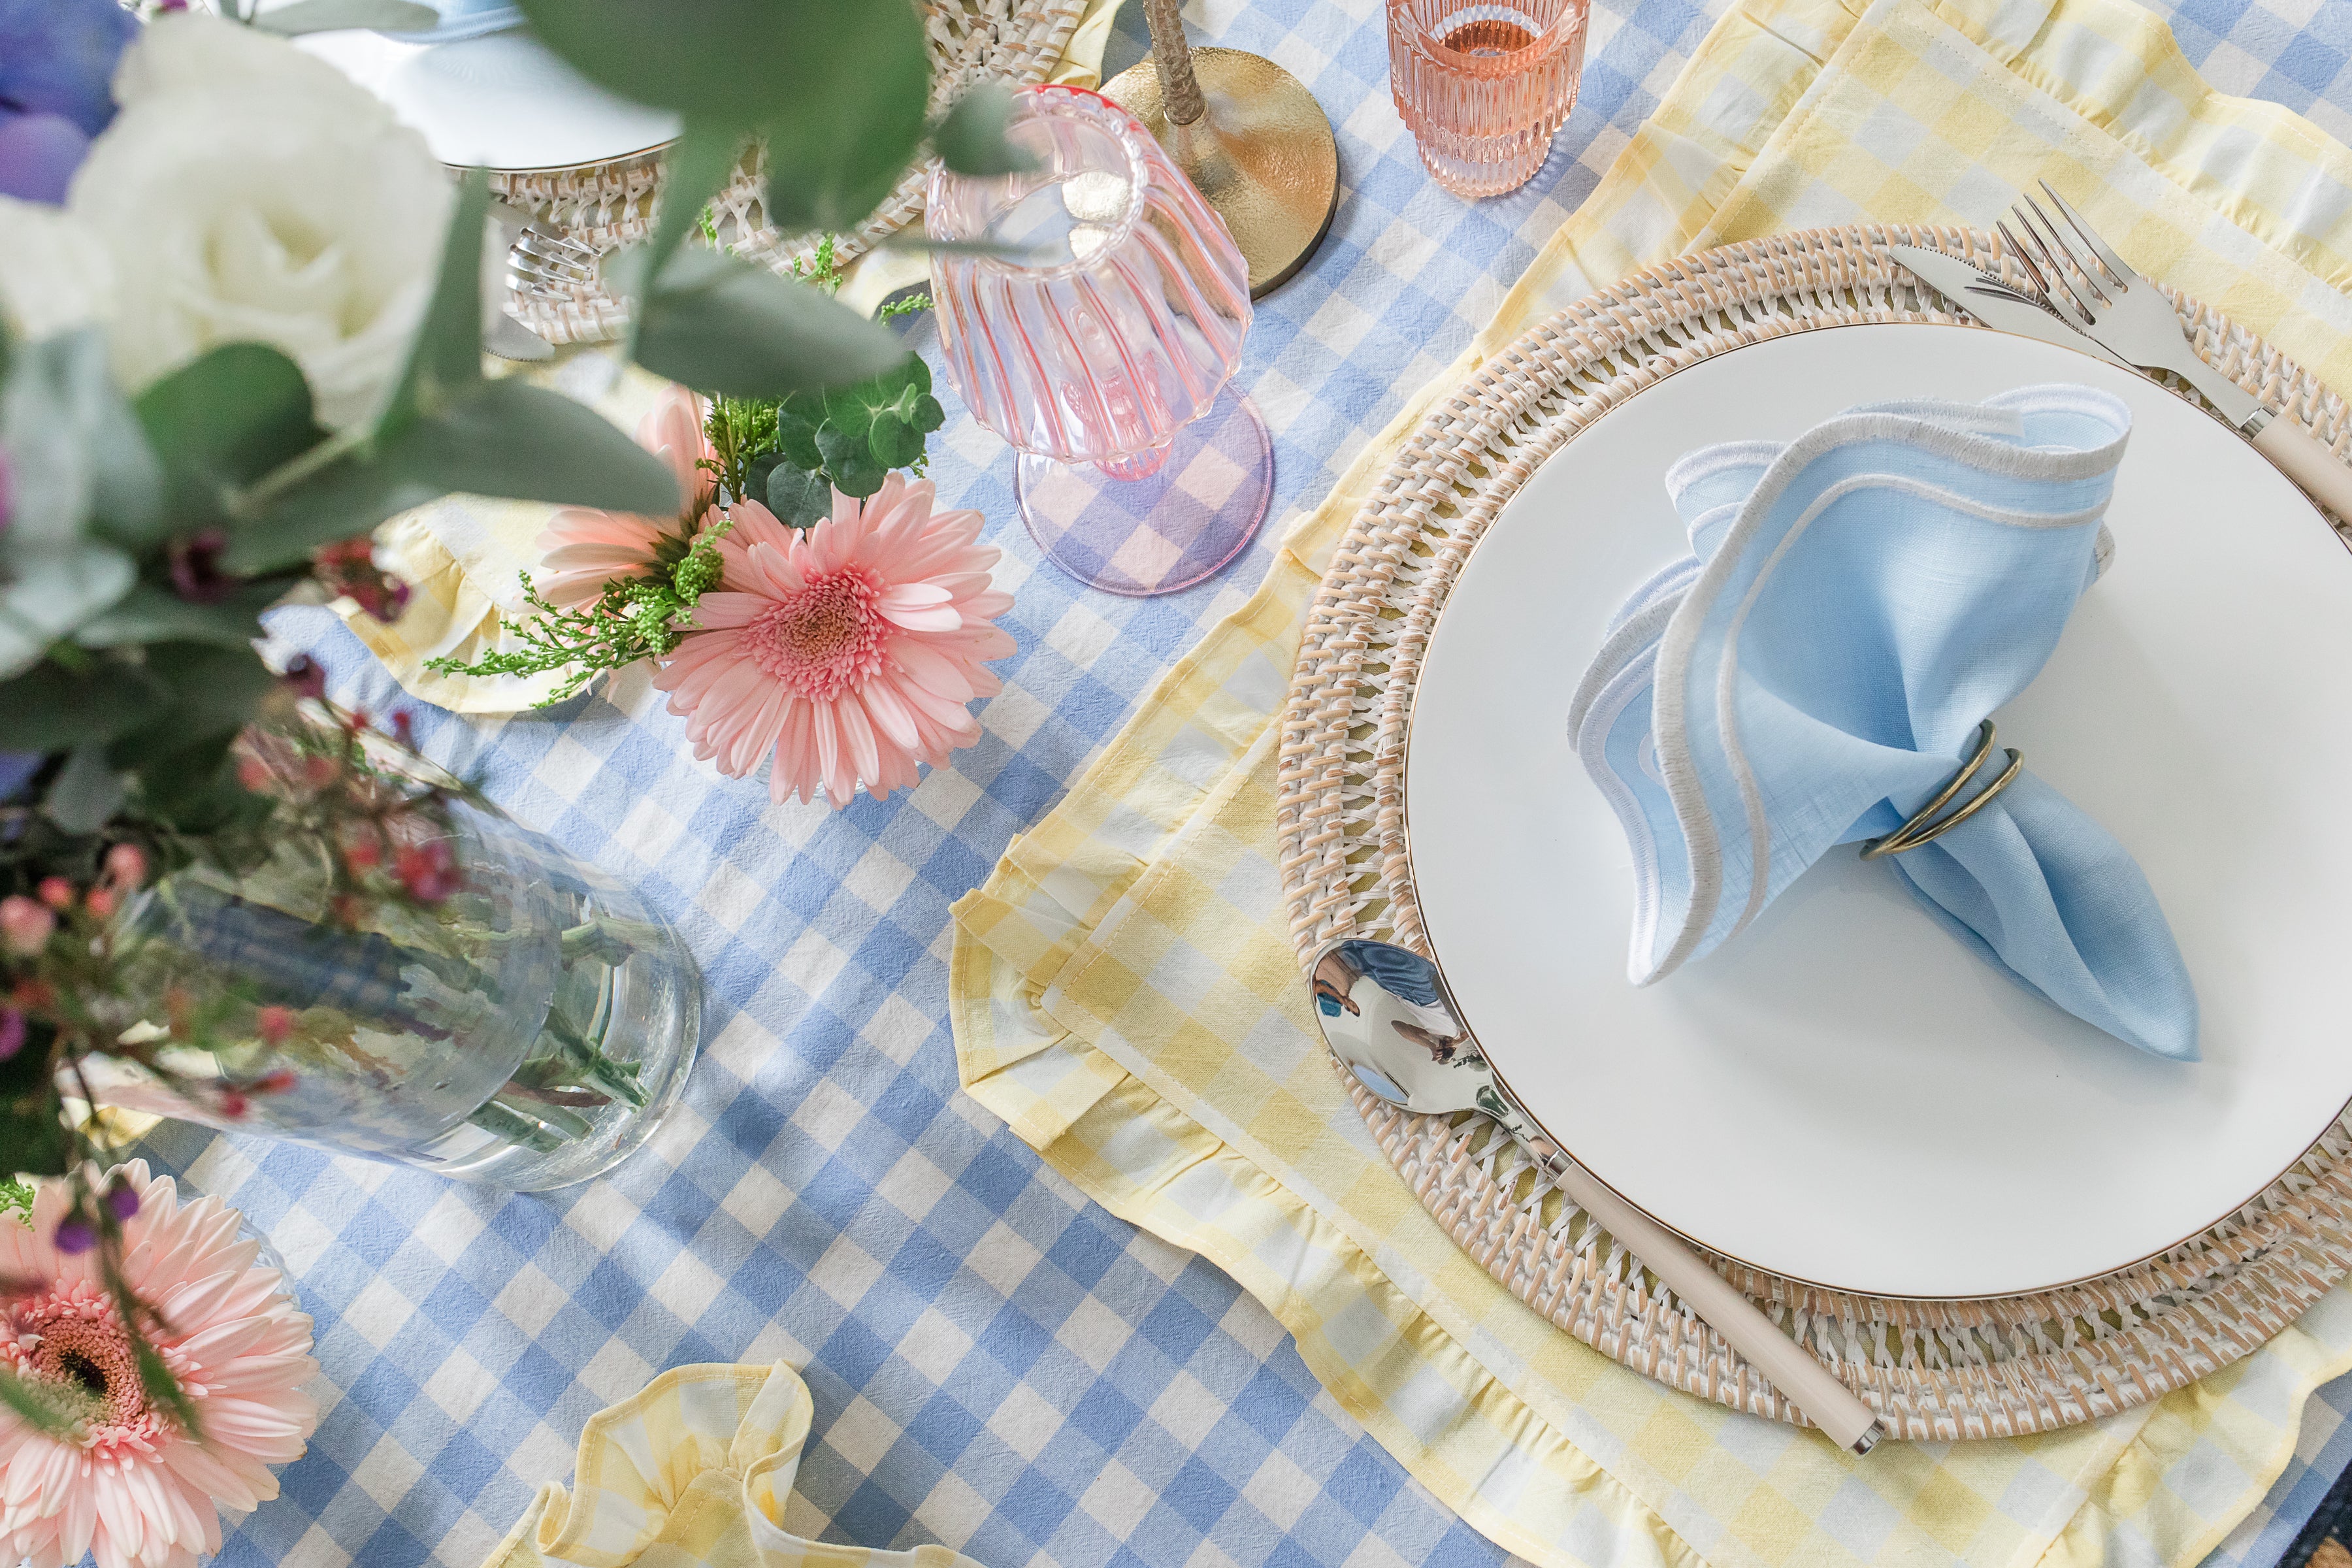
[376, 169, 495, 442]
[129, 728, 265, 834]
[821, 358, 936, 469]
[229, 411, 678, 582]
[638, 123, 746, 308]
[814, 423, 885, 498]
[0, 659, 171, 751]
[74, 581, 286, 651]
[382, 378, 682, 517]
[251, 0, 437, 33]
[2, 329, 163, 550]
[137, 344, 325, 527]
[0, 1045, 71, 1179]
[516, 0, 927, 131]
[0, 546, 134, 680]
[106, 644, 280, 771]
[634, 249, 908, 397]
[755, 0, 929, 235]
[868, 416, 925, 469]
[932, 82, 1041, 177]
[774, 397, 824, 471]
[42, 745, 123, 835]
[220, 459, 441, 576]
[766, 464, 833, 528]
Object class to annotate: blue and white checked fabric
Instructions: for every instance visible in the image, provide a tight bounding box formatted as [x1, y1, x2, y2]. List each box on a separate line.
[115, 2, 2352, 1567]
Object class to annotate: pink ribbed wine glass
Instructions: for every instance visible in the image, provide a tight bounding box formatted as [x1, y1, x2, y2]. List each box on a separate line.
[1388, 0, 1590, 198]
[927, 84, 1271, 597]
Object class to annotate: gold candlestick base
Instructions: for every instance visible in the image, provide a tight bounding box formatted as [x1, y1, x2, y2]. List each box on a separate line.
[1102, 47, 1339, 299]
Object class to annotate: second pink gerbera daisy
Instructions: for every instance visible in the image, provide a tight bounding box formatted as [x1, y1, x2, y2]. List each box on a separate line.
[653, 474, 1015, 806]
[0, 1164, 319, 1568]
[532, 384, 715, 609]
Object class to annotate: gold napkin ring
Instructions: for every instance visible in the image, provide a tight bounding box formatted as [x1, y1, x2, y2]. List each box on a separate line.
[1859, 719, 2024, 859]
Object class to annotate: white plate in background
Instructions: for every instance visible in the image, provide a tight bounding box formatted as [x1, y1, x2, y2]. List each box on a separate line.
[302, 28, 677, 171]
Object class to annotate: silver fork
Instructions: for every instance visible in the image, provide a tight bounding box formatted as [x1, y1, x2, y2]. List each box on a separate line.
[2000, 180, 2352, 515]
[506, 221, 603, 302]
[479, 200, 613, 361]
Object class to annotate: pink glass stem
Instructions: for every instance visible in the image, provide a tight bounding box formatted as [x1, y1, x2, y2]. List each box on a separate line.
[928, 86, 1271, 596]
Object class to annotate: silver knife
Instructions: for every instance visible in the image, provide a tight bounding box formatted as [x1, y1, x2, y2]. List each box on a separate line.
[1886, 246, 2134, 371]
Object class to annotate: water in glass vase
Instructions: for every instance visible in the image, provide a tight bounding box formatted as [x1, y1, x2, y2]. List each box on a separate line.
[87, 800, 700, 1192]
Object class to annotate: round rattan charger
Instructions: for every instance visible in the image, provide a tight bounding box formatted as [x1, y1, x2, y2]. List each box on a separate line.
[484, 0, 1089, 344]
[1273, 222, 2352, 1442]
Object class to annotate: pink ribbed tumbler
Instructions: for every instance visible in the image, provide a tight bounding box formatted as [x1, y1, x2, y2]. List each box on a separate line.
[1388, 0, 1590, 198]
[927, 85, 1271, 597]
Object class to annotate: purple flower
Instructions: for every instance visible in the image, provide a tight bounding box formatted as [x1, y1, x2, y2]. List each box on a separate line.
[53, 1217, 95, 1254]
[0, 1008, 22, 1064]
[0, 0, 139, 204]
[105, 1183, 139, 1221]
[0, 753, 39, 804]
[280, 655, 327, 701]
[167, 529, 234, 605]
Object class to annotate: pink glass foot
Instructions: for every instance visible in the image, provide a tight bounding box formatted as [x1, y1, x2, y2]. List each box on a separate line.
[1015, 389, 1273, 597]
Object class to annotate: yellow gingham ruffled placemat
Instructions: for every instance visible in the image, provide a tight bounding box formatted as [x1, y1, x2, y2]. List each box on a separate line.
[948, 0, 2352, 1563]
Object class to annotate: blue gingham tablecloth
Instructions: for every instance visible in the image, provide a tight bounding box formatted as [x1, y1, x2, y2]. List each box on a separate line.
[124, 2, 2352, 1566]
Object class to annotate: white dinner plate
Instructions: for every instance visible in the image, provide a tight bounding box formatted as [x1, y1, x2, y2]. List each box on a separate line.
[1406, 322, 2352, 1300]
[302, 29, 678, 171]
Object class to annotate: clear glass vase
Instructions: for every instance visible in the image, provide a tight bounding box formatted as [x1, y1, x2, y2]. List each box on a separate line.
[82, 794, 700, 1192]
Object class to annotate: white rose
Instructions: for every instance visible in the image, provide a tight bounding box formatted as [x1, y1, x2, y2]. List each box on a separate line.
[67, 14, 453, 429]
[0, 197, 116, 343]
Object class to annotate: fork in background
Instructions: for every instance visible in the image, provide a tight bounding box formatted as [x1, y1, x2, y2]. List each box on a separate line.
[1995, 181, 2352, 515]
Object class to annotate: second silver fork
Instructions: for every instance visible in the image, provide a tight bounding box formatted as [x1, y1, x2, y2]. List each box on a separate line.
[1996, 181, 2352, 515]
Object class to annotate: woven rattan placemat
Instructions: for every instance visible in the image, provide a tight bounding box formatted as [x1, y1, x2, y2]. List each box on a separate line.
[1275, 223, 2352, 1441]
[486, 0, 1089, 344]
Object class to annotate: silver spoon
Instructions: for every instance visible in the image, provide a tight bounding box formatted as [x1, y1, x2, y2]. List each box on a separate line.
[1308, 936, 1883, 1454]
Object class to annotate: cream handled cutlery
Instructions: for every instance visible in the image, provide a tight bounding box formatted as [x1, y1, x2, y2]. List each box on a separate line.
[1307, 937, 1885, 1455]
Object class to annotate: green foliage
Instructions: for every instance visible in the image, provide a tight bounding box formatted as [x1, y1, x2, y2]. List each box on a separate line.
[933, 82, 1041, 178]
[765, 465, 834, 529]
[0, 1177, 33, 1218]
[632, 248, 909, 399]
[423, 522, 731, 707]
[1, 0, 1010, 1441]
[0, 1034, 71, 1180]
[74, 581, 288, 652]
[0, 657, 172, 751]
[136, 344, 325, 527]
[512, 0, 1022, 402]
[695, 240, 941, 526]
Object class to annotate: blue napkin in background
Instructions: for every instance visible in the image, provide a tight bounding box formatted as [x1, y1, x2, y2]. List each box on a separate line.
[1566, 385, 2198, 1060]
[379, 0, 522, 43]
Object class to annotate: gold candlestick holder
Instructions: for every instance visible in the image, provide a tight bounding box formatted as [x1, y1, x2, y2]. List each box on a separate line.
[1102, 0, 1339, 298]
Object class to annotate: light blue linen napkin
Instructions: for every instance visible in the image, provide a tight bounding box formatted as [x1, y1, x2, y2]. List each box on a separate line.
[1565, 385, 2198, 1059]
[380, 0, 522, 43]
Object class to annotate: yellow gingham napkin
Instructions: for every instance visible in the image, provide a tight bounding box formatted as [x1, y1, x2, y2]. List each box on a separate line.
[335, 0, 1130, 714]
[949, 0, 2352, 1563]
[481, 1362, 977, 1568]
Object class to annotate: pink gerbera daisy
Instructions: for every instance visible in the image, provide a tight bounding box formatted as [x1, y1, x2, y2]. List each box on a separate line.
[532, 384, 715, 608]
[0, 1164, 319, 1568]
[653, 472, 1015, 806]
